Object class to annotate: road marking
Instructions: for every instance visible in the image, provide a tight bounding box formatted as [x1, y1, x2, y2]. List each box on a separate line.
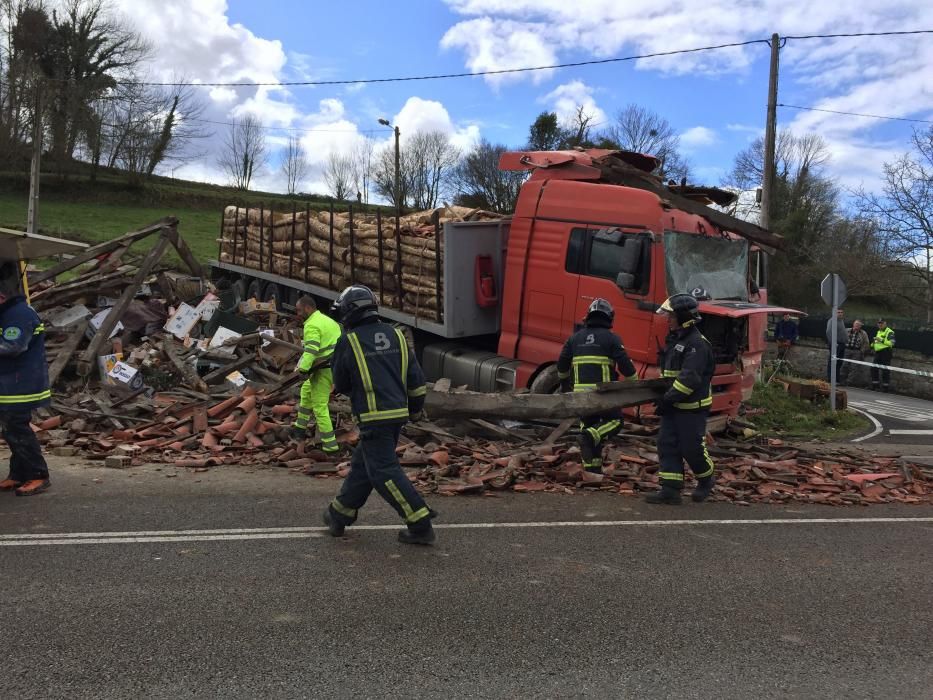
[849, 407, 883, 442]
[848, 399, 933, 423]
[889, 429, 933, 436]
[2, 518, 932, 547]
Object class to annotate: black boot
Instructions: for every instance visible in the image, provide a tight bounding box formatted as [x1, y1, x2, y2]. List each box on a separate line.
[645, 485, 683, 505]
[398, 525, 436, 545]
[692, 476, 715, 503]
[322, 507, 345, 537]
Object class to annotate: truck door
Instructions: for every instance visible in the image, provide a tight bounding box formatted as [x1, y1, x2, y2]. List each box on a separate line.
[568, 227, 654, 368]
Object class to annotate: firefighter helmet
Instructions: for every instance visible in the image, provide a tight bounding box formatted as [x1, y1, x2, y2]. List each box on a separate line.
[331, 285, 379, 327]
[585, 298, 615, 325]
[657, 293, 702, 327]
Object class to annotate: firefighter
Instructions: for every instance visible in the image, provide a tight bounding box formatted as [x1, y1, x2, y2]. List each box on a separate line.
[647, 293, 716, 505]
[871, 318, 896, 392]
[291, 296, 342, 454]
[556, 298, 637, 473]
[0, 263, 51, 496]
[323, 285, 436, 545]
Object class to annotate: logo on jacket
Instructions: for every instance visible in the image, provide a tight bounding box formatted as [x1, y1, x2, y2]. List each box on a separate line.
[3, 327, 21, 341]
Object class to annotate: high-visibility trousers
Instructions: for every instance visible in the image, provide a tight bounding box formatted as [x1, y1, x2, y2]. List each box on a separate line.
[294, 368, 339, 453]
[579, 413, 623, 472]
[657, 409, 715, 489]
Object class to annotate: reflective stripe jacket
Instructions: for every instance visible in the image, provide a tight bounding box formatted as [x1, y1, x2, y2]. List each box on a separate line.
[332, 319, 427, 426]
[660, 325, 714, 410]
[556, 324, 636, 392]
[0, 295, 50, 412]
[872, 326, 895, 353]
[298, 309, 342, 372]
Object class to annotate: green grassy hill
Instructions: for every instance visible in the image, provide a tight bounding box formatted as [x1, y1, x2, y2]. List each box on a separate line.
[0, 169, 381, 267]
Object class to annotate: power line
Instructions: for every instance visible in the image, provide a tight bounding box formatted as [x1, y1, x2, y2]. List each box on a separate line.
[783, 29, 933, 39]
[187, 116, 382, 134]
[779, 103, 933, 124]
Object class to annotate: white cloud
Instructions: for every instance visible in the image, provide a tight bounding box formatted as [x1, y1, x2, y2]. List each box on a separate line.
[680, 126, 717, 150]
[393, 97, 481, 152]
[541, 80, 606, 127]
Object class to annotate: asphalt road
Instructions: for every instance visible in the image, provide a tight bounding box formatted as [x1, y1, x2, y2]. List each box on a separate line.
[846, 386, 933, 445]
[1, 461, 931, 699]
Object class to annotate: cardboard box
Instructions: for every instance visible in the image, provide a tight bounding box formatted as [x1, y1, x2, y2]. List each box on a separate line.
[107, 361, 144, 391]
[196, 293, 221, 322]
[225, 370, 248, 391]
[98, 353, 124, 386]
[208, 326, 242, 355]
[238, 298, 277, 315]
[86, 308, 124, 341]
[164, 302, 201, 340]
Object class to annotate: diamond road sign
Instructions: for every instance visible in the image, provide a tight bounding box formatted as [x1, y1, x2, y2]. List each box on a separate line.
[821, 273, 847, 307]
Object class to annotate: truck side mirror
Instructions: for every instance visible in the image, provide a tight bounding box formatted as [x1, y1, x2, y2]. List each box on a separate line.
[619, 237, 643, 275]
[616, 272, 636, 290]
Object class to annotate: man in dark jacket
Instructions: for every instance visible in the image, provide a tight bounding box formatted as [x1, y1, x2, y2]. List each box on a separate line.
[556, 298, 637, 473]
[647, 293, 716, 505]
[0, 264, 51, 496]
[323, 285, 436, 545]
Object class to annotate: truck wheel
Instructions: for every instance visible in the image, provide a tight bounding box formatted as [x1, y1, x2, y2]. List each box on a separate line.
[262, 282, 284, 310]
[231, 278, 247, 305]
[529, 365, 561, 394]
[246, 278, 263, 301]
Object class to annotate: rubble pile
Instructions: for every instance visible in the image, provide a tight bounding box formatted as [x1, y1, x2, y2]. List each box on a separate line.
[218, 204, 501, 320]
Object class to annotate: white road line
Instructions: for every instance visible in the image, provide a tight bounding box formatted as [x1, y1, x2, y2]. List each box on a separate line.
[849, 407, 883, 442]
[889, 429, 933, 436]
[2, 518, 932, 547]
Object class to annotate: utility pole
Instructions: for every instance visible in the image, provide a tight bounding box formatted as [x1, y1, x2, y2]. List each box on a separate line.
[393, 124, 401, 221]
[759, 33, 781, 290]
[27, 84, 42, 234]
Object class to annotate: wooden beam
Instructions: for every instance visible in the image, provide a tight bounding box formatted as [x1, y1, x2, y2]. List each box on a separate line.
[78, 231, 171, 374]
[162, 339, 210, 394]
[47, 320, 88, 386]
[29, 218, 176, 284]
[424, 379, 669, 420]
[163, 223, 204, 278]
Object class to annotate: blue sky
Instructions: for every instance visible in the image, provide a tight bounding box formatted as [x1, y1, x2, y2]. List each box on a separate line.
[116, 0, 933, 196]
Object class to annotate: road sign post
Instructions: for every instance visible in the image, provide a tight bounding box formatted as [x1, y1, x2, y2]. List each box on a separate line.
[821, 274, 848, 411]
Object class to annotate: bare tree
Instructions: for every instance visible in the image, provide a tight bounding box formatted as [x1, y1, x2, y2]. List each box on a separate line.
[350, 137, 375, 203]
[562, 105, 597, 149]
[600, 104, 688, 180]
[280, 134, 309, 195]
[218, 114, 267, 190]
[323, 151, 354, 200]
[372, 143, 409, 209]
[855, 127, 933, 321]
[407, 130, 460, 210]
[454, 139, 524, 213]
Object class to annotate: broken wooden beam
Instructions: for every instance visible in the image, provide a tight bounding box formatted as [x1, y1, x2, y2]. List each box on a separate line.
[47, 320, 89, 386]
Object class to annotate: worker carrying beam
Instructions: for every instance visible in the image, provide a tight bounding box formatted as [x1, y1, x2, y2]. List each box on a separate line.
[291, 296, 342, 454]
[647, 292, 716, 505]
[0, 261, 51, 496]
[556, 298, 637, 473]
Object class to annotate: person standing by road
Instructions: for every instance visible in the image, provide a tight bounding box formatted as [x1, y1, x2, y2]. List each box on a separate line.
[0, 263, 51, 496]
[323, 285, 436, 545]
[774, 313, 798, 361]
[871, 318, 896, 392]
[556, 298, 637, 473]
[646, 293, 716, 505]
[825, 308, 846, 382]
[291, 296, 342, 454]
[839, 319, 870, 385]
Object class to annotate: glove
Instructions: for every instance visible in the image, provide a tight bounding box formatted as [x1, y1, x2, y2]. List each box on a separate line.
[653, 398, 669, 417]
[409, 409, 428, 423]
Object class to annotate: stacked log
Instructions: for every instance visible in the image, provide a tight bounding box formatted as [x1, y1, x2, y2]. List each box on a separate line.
[219, 205, 501, 321]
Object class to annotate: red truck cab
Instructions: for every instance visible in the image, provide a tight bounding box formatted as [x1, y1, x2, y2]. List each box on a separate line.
[496, 149, 795, 415]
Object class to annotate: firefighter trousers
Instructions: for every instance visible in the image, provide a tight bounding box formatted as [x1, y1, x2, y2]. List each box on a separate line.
[579, 413, 623, 472]
[329, 424, 432, 533]
[1, 410, 49, 482]
[294, 368, 339, 452]
[657, 409, 714, 489]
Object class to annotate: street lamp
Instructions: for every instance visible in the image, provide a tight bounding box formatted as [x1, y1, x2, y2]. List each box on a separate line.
[378, 118, 401, 220]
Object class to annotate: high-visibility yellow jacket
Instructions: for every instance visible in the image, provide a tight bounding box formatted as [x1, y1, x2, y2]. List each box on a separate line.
[872, 326, 895, 353]
[298, 309, 342, 372]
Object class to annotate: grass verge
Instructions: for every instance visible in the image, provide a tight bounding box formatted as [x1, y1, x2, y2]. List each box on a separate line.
[745, 381, 870, 440]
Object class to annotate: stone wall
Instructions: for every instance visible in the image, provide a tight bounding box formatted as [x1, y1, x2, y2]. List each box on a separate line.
[764, 339, 933, 401]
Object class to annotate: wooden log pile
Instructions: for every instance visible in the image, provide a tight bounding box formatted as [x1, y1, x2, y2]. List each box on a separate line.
[218, 205, 502, 321]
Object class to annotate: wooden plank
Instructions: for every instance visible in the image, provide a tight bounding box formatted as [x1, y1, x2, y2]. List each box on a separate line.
[78, 232, 172, 373]
[201, 352, 255, 384]
[162, 340, 210, 394]
[47, 320, 88, 386]
[164, 223, 205, 278]
[29, 218, 175, 284]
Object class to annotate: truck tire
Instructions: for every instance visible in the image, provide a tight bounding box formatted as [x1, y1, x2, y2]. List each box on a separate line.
[262, 282, 285, 310]
[231, 278, 247, 305]
[529, 364, 561, 394]
[246, 278, 263, 301]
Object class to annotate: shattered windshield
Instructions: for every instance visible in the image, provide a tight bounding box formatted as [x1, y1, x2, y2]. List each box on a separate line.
[664, 231, 749, 301]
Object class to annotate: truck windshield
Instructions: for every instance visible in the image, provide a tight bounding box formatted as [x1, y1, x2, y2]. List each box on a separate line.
[663, 231, 749, 301]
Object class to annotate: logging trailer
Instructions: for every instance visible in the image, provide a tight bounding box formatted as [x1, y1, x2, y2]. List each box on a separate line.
[210, 149, 796, 417]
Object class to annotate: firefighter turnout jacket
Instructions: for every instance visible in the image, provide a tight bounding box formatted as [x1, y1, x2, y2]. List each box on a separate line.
[872, 326, 895, 353]
[556, 325, 637, 391]
[660, 325, 714, 410]
[332, 318, 427, 426]
[298, 309, 342, 371]
[0, 295, 50, 411]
